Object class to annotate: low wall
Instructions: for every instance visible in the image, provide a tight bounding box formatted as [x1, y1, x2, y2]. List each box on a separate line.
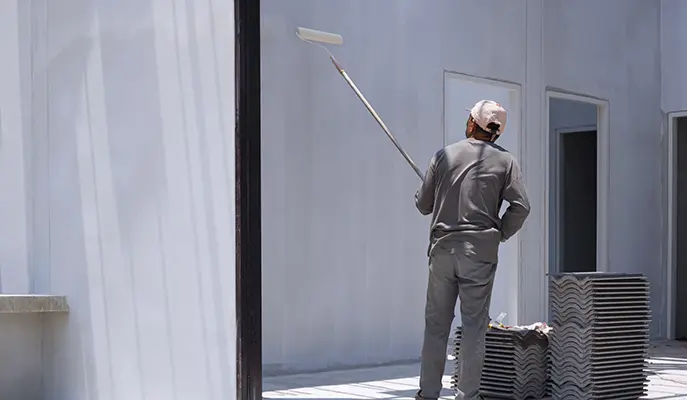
[0, 295, 68, 399]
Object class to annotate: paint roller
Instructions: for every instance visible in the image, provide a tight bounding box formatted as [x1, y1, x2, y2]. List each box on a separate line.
[296, 27, 424, 180]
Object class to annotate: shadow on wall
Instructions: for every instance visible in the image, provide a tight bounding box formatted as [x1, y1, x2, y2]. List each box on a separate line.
[0, 314, 43, 399]
[17, 0, 238, 397]
[17, 0, 95, 398]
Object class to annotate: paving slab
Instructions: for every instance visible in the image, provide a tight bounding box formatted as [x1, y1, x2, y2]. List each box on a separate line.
[263, 341, 687, 400]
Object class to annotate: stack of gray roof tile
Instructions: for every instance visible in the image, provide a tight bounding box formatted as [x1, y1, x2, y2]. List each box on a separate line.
[549, 272, 650, 400]
[452, 326, 549, 399]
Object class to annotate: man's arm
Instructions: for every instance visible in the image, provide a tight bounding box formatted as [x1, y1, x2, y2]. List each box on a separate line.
[500, 159, 530, 242]
[415, 152, 440, 215]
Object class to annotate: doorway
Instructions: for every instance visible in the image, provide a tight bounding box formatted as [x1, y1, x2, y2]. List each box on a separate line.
[444, 72, 521, 327]
[557, 129, 598, 273]
[548, 96, 602, 274]
[670, 115, 687, 340]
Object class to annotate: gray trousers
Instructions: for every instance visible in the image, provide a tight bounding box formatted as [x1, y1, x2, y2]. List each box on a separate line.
[416, 250, 497, 400]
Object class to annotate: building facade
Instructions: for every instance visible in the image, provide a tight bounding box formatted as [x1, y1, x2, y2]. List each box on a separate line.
[0, 0, 686, 398]
[261, 0, 687, 374]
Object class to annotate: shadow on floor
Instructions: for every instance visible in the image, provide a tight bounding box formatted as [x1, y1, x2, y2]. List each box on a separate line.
[264, 360, 449, 390]
[263, 360, 458, 399]
[263, 342, 687, 399]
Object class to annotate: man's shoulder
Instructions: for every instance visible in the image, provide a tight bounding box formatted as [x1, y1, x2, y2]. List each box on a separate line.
[447, 140, 513, 157]
[486, 142, 518, 163]
[443, 139, 471, 152]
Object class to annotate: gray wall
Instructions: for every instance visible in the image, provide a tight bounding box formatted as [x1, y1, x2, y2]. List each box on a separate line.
[0, 315, 42, 399]
[261, 0, 665, 372]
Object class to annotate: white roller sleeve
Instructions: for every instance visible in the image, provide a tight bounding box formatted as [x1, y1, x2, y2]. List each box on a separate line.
[296, 27, 343, 45]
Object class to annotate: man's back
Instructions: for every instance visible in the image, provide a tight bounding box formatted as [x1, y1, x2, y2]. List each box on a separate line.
[415, 101, 530, 400]
[415, 138, 530, 260]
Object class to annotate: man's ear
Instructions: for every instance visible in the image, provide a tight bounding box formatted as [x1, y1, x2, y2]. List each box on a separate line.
[466, 117, 475, 135]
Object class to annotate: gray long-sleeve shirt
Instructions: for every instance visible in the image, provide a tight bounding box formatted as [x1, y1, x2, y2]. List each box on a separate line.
[415, 138, 530, 260]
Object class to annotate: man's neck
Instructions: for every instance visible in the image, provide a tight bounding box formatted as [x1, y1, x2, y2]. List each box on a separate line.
[470, 134, 493, 142]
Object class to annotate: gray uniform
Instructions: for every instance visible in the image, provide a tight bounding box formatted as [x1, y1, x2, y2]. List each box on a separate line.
[414, 138, 530, 400]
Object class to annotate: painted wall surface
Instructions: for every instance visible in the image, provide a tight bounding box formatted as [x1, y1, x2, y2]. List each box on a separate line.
[544, 0, 664, 337]
[261, 0, 545, 373]
[661, 0, 687, 113]
[0, 0, 237, 399]
[549, 99, 597, 135]
[262, 0, 666, 373]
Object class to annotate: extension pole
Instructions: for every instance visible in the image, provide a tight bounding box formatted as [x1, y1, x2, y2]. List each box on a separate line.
[328, 56, 424, 181]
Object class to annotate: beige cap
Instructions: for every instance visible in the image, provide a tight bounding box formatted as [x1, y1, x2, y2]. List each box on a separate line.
[466, 100, 507, 135]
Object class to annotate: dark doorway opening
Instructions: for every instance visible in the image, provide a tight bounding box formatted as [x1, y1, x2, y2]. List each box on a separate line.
[675, 117, 687, 340]
[558, 130, 597, 273]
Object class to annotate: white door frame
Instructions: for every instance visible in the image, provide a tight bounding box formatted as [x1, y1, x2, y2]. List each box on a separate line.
[666, 111, 687, 340]
[443, 71, 523, 324]
[550, 125, 598, 274]
[443, 71, 522, 149]
[544, 91, 610, 320]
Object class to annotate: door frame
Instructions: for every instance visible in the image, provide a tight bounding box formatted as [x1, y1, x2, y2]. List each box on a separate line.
[544, 91, 610, 275]
[443, 71, 523, 324]
[544, 91, 610, 321]
[550, 125, 597, 274]
[666, 111, 687, 339]
[443, 72, 522, 150]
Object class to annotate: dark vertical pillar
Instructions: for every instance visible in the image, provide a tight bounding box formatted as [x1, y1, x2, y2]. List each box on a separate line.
[235, 0, 262, 398]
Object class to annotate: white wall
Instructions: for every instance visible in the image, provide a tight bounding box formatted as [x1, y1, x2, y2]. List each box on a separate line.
[544, 0, 664, 337]
[0, 0, 238, 398]
[0, 0, 30, 294]
[262, 0, 667, 373]
[661, 0, 687, 113]
[549, 99, 597, 135]
[261, 0, 546, 373]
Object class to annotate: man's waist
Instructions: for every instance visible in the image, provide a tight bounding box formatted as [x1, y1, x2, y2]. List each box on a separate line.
[432, 226, 501, 239]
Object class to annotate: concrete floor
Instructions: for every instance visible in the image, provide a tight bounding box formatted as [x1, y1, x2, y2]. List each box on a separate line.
[263, 341, 687, 400]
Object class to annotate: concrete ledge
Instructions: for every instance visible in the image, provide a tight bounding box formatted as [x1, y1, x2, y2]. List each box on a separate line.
[0, 295, 68, 313]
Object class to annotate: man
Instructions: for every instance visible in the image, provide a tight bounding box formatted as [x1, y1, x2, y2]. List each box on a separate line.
[414, 100, 530, 400]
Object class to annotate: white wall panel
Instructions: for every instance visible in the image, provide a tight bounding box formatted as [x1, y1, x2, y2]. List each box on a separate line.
[661, 0, 687, 113]
[544, 0, 663, 336]
[0, 0, 238, 398]
[0, 0, 30, 294]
